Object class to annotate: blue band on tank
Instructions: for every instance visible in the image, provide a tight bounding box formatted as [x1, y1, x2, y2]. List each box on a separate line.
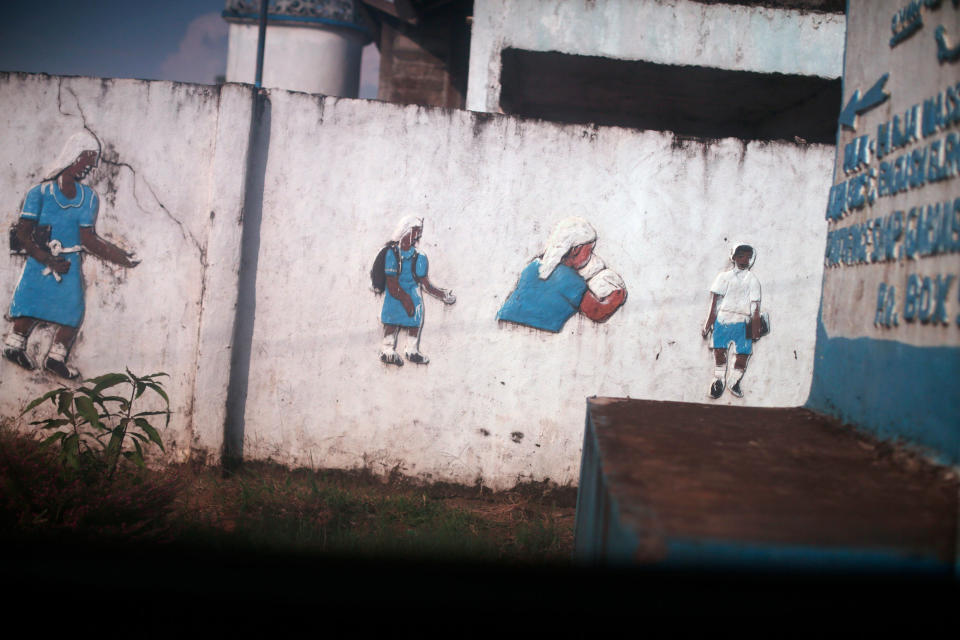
[222, 11, 371, 37]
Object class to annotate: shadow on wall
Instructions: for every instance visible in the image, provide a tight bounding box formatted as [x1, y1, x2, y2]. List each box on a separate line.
[224, 90, 272, 468]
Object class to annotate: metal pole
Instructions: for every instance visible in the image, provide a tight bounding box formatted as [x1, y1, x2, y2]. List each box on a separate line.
[254, 0, 268, 88]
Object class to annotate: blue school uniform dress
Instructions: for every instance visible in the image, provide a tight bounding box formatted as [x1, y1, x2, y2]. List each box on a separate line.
[497, 259, 587, 332]
[9, 182, 97, 328]
[380, 246, 428, 327]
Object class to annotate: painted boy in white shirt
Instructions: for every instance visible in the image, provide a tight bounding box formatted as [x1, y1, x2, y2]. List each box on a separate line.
[701, 243, 761, 398]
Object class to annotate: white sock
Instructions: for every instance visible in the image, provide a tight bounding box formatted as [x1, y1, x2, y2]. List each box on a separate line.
[380, 331, 398, 354]
[730, 367, 745, 384]
[713, 366, 726, 381]
[4, 333, 26, 350]
[404, 333, 421, 355]
[48, 342, 70, 361]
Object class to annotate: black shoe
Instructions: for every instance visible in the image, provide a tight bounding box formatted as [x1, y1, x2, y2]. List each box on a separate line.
[379, 351, 403, 366]
[730, 380, 743, 398]
[44, 357, 80, 379]
[709, 379, 724, 399]
[404, 351, 429, 365]
[3, 347, 35, 371]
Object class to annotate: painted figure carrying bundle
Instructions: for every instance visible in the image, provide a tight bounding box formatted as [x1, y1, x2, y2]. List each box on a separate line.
[3, 132, 139, 379]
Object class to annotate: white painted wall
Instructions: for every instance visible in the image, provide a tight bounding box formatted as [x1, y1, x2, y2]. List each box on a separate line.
[226, 22, 365, 97]
[0, 74, 247, 462]
[241, 91, 833, 488]
[467, 0, 846, 113]
[0, 73, 834, 488]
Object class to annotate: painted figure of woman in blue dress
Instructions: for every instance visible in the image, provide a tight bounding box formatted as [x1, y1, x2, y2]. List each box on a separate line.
[497, 217, 627, 332]
[378, 215, 456, 366]
[3, 131, 139, 379]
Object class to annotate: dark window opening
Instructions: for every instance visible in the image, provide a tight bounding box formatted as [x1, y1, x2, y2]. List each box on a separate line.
[499, 49, 842, 144]
[691, 0, 845, 13]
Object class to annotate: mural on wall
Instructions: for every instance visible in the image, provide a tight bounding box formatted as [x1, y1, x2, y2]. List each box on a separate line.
[496, 217, 627, 332]
[3, 131, 140, 379]
[701, 242, 768, 399]
[372, 215, 456, 366]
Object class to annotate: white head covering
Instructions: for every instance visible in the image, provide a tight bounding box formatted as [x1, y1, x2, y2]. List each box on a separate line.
[538, 217, 597, 280]
[392, 214, 424, 243]
[730, 241, 757, 268]
[45, 131, 101, 181]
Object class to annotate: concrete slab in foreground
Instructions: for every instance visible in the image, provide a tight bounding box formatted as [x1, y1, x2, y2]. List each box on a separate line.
[575, 398, 958, 574]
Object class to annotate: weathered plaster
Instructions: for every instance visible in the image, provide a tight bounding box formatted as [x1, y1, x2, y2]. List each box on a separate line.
[0, 73, 244, 463]
[239, 91, 833, 488]
[0, 72, 835, 487]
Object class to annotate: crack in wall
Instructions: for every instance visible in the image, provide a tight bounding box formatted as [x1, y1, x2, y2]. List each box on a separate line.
[55, 77, 214, 460]
[56, 78, 206, 263]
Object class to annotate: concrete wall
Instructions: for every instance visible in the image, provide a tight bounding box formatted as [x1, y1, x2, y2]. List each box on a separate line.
[0, 73, 248, 463]
[467, 0, 846, 113]
[807, 0, 960, 464]
[241, 92, 833, 488]
[0, 72, 835, 487]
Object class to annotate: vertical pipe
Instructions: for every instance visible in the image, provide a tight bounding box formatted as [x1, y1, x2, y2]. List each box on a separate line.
[254, 0, 268, 88]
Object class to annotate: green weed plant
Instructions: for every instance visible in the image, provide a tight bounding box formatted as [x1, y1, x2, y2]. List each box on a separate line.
[22, 370, 170, 477]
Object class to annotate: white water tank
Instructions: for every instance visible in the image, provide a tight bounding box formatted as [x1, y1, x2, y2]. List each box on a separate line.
[223, 0, 371, 97]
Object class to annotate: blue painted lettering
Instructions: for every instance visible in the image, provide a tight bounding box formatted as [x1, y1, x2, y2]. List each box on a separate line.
[847, 173, 868, 210]
[826, 181, 847, 220]
[877, 161, 893, 196]
[893, 154, 909, 193]
[910, 147, 927, 188]
[927, 139, 943, 181]
[904, 274, 920, 320]
[948, 84, 960, 125]
[933, 274, 956, 324]
[918, 276, 933, 323]
[875, 283, 888, 326]
[943, 133, 960, 177]
[905, 208, 920, 258]
[856, 223, 869, 263]
[870, 218, 883, 262]
[890, 0, 924, 47]
[875, 283, 900, 327]
[876, 122, 892, 159]
[892, 115, 905, 148]
[885, 211, 904, 261]
[843, 140, 859, 174]
[922, 93, 944, 137]
[952, 198, 960, 251]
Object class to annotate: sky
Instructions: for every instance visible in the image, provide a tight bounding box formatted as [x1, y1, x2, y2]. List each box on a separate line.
[0, 0, 379, 97]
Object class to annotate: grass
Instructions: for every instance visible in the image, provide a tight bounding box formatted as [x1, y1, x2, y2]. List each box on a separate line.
[0, 424, 576, 563]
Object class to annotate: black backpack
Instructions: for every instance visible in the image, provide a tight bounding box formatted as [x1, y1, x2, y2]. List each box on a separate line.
[370, 242, 420, 294]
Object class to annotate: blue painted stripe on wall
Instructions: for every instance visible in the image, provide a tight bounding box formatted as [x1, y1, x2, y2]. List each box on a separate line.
[806, 316, 960, 466]
[222, 12, 371, 36]
[664, 537, 952, 575]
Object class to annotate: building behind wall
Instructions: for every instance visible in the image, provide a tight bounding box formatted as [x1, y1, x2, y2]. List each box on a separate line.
[468, 0, 845, 143]
[225, 0, 847, 142]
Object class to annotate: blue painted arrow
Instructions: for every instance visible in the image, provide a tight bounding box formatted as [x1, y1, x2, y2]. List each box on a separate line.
[935, 26, 960, 63]
[839, 73, 890, 130]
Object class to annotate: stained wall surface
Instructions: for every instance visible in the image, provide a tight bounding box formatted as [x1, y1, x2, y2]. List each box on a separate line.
[240, 92, 834, 488]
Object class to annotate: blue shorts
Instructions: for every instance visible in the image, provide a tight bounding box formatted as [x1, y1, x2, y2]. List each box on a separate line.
[712, 320, 752, 355]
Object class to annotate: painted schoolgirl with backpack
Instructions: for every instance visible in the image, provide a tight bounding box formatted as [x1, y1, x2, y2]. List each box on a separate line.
[370, 215, 455, 366]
